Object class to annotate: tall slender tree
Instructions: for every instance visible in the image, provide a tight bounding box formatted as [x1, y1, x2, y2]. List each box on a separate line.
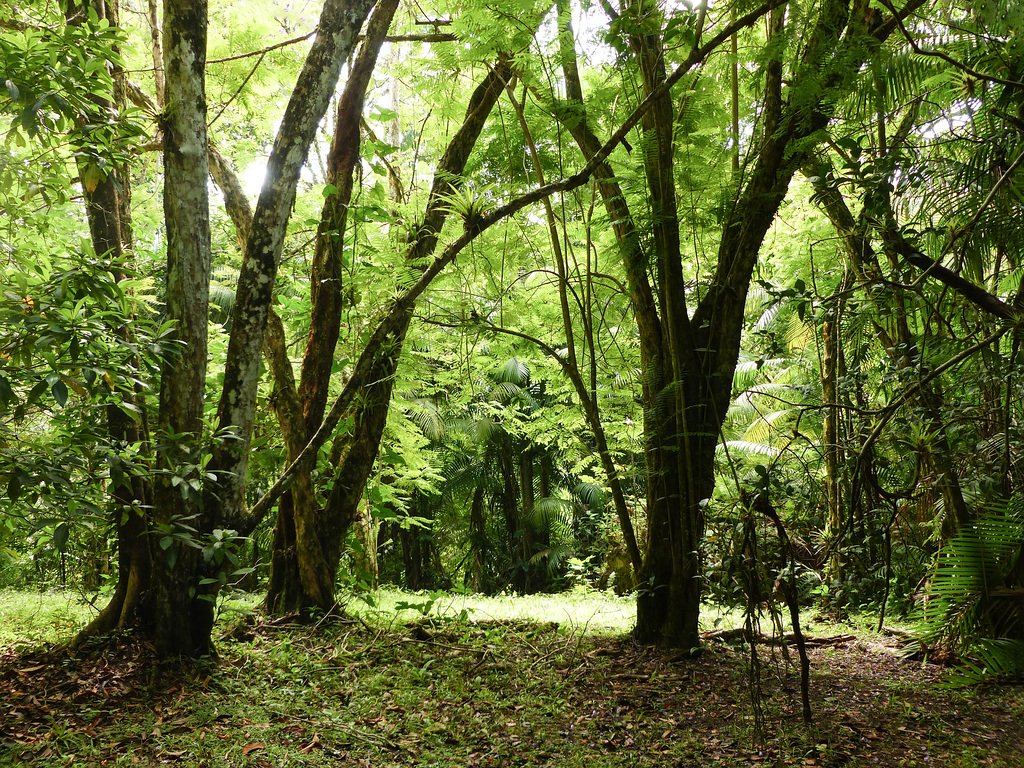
[548, 0, 926, 647]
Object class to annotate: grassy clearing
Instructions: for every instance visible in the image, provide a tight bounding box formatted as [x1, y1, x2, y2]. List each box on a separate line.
[0, 589, 94, 649]
[345, 587, 638, 635]
[1, 589, 1022, 767]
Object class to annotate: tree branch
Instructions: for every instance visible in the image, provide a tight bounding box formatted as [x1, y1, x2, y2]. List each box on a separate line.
[904, 250, 1017, 320]
[246, 0, 785, 523]
[876, 0, 1024, 89]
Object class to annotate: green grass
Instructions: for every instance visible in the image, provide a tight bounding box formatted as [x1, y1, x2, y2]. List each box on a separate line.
[0, 586, 638, 649]
[0, 585, 796, 649]
[2, 588, 1022, 768]
[0, 588, 94, 648]
[346, 586, 638, 634]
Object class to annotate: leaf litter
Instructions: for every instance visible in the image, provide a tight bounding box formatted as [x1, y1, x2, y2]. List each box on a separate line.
[0, 617, 1021, 766]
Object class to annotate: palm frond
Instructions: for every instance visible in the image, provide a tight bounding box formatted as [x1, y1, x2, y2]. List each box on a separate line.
[527, 495, 576, 534]
[740, 409, 795, 446]
[495, 357, 530, 385]
[717, 440, 781, 459]
[573, 480, 608, 510]
[209, 283, 236, 328]
[949, 639, 1024, 685]
[921, 495, 1024, 667]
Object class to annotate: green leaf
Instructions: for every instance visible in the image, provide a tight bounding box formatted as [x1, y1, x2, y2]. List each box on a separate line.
[27, 380, 48, 404]
[51, 377, 68, 407]
[8, 473, 23, 502]
[53, 522, 69, 552]
[117, 401, 143, 424]
[0, 375, 16, 406]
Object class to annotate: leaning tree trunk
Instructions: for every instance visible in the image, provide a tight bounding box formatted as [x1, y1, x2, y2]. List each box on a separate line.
[264, 59, 515, 613]
[206, 0, 376, 539]
[262, 0, 398, 614]
[821, 291, 847, 596]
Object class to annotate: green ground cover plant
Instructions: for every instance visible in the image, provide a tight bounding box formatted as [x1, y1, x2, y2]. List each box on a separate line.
[1, 589, 1021, 767]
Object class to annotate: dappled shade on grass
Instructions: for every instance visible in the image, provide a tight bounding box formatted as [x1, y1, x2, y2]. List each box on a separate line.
[1, 614, 1022, 766]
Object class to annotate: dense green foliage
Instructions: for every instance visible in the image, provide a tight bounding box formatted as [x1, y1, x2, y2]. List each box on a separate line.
[0, 0, 1022, 676]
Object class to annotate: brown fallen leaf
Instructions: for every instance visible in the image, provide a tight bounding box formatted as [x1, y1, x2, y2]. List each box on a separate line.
[242, 741, 265, 755]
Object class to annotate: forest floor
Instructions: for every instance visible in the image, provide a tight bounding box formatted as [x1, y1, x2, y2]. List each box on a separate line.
[0, 590, 1022, 767]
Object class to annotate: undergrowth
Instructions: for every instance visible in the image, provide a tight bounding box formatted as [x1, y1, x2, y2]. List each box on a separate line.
[0, 589, 1021, 767]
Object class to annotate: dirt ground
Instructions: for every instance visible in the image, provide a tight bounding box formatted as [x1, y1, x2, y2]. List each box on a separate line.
[2, 620, 1022, 767]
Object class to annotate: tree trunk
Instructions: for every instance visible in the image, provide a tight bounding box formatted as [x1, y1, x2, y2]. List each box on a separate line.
[208, 0, 376, 535]
[147, 0, 213, 657]
[821, 297, 845, 595]
[63, 0, 156, 645]
[352, 503, 379, 588]
[499, 441, 523, 592]
[520, 449, 545, 592]
[467, 484, 487, 591]
[552, 0, 919, 648]
[298, 0, 401, 435]
[264, 59, 514, 612]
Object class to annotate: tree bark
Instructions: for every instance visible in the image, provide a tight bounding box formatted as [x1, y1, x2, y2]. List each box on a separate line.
[264, 0, 399, 613]
[467, 484, 488, 591]
[279, 60, 515, 611]
[65, 0, 155, 645]
[550, 0, 922, 648]
[208, 0, 376, 534]
[148, 0, 213, 657]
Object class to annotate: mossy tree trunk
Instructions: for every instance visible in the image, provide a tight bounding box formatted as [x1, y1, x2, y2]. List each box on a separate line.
[147, 0, 214, 656]
[261, 58, 515, 613]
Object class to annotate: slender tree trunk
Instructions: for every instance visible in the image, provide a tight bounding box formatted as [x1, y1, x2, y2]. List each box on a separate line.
[63, 0, 156, 645]
[208, 0, 376, 535]
[494, 441, 518, 591]
[398, 496, 426, 590]
[806, 162, 973, 536]
[520, 450, 543, 591]
[467, 485, 487, 591]
[353, 503, 379, 587]
[821, 296, 845, 596]
[501, 65, 642, 573]
[263, 59, 514, 612]
[148, 0, 213, 657]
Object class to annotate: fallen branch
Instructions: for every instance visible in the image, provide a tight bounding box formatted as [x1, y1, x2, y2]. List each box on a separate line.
[702, 628, 856, 647]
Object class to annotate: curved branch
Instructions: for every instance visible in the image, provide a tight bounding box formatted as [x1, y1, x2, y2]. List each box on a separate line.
[876, 0, 1024, 89]
[246, 0, 785, 524]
